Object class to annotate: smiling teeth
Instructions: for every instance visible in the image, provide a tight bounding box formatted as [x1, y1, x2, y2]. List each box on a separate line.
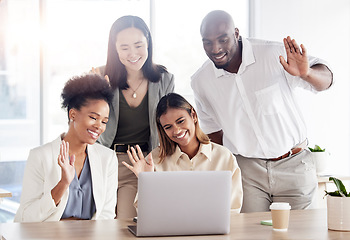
[176, 132, 186, 139]
[129, 57, 141, 63]
[88, 130, 98, 137]
[214, 54, 225, 60]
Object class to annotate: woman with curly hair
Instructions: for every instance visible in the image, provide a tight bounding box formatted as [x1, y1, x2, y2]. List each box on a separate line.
[15, 74, 118, 222]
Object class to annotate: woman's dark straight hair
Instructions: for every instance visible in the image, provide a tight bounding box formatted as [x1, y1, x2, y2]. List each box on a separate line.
[105, 15, 167, 90]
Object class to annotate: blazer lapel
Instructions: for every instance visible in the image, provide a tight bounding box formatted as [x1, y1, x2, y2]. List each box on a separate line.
[148, 81, 160, 148]
[51, 135, 70, 217]
[148, 81, 160, 117]
[51, 136, 64, 181]
[100, 88, 119, 147]
[112, 88, 120, 125]
[87, 144, 103, 218]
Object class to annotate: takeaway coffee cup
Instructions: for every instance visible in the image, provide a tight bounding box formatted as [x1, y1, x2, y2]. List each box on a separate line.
[269, 202, 291, 231]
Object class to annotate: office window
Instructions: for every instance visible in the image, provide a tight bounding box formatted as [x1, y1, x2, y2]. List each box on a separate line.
[0, 0, 40, 191]
[0, 0, 40, 222]
[0, 0, 151, 223]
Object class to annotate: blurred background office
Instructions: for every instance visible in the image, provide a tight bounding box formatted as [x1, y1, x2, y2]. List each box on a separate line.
[0, 0, 349, 222]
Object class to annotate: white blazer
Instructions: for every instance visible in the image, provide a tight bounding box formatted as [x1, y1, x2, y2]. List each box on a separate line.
[14, 135, 118, 222]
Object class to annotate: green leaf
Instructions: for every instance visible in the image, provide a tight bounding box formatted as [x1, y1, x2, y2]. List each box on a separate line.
[325, 190, 341, 197]
[315, 145, 322, 151]
[308, 144, 325, 152]
[329, 177, 348, 197]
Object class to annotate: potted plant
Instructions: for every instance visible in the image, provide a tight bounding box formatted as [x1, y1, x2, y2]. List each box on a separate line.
[308, 144, 329, 175]
[308, 144, 325, 152]
[326, 177, 350, 231]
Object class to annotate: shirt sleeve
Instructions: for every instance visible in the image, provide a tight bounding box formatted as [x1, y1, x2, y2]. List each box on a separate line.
[285, 55, 333, 92]
[229, 154, 243, 214]
[192, 89, 222, 135]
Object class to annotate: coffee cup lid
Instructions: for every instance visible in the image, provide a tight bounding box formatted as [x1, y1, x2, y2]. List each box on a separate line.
[269, 202, 291, 210]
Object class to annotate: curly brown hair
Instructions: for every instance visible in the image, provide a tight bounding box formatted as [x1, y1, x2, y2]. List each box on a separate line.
[61, 74, 113, 120]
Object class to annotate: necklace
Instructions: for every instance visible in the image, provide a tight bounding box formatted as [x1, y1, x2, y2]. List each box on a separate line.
[128, 78, 145, 99]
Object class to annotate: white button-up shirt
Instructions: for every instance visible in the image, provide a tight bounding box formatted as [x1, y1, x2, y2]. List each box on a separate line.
[191, 37, 329, 158]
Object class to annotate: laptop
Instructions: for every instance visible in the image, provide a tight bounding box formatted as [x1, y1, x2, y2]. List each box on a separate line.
[128, 171, 231, 237]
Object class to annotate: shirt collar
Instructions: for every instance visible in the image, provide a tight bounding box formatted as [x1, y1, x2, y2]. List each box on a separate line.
[171, 143, 212, 163]
[172, 146, 185, 164]
[213, 37, 256, 78]
[197, 142, 212, 160]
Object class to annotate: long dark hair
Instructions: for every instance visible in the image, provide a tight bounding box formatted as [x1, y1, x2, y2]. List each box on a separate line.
[105, 15, 167, 90]
[156, 93, 210, 162]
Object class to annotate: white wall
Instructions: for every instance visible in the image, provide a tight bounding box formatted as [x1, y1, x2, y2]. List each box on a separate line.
[251, 0, 350, 175]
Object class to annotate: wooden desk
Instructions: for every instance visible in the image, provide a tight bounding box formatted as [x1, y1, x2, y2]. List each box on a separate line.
[1, 209, 349, 239]
[0, 189, 12, 199]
